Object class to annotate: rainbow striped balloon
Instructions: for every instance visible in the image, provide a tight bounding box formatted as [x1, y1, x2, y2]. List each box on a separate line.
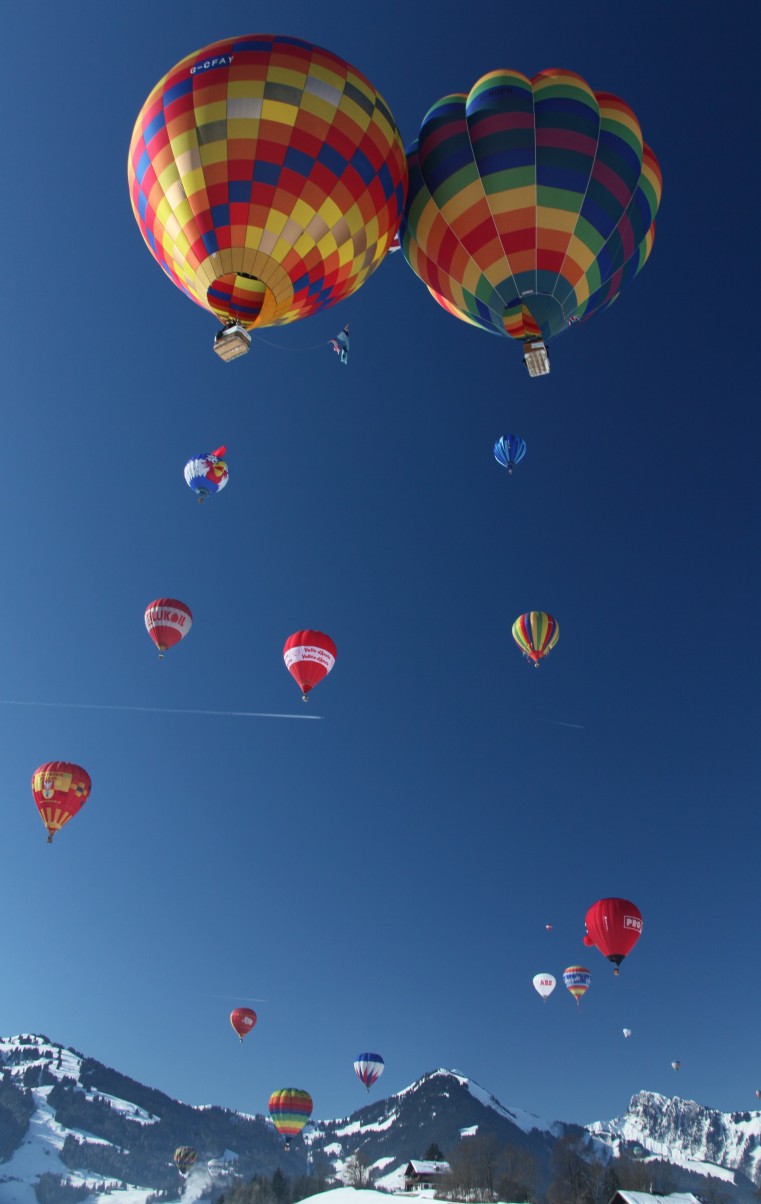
[563, 966, 592, 1005]
[268, 1088, 313, 1148]
[399, 68, 661, 358]
[512, 612, 559, 666]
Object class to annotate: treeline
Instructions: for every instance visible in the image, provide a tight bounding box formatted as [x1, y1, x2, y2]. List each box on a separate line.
[215, 1166, 334, 1204]
[0, 1072, 35, 1161]
[34, 1174, 90, 1204]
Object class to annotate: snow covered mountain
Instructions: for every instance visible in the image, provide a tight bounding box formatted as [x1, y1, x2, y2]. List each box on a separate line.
[2, 1035, 760, 1204]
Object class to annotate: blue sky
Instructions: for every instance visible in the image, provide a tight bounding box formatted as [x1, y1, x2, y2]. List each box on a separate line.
[1, 0, 759, 1134]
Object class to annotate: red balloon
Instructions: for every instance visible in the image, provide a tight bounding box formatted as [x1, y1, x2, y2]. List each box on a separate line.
[584, 898, 643, 973]
[145, 598, 193, 658]
[230, 1008, 257, 1041]
[32, 762, 91, 843]
[283, 630, 336, 700]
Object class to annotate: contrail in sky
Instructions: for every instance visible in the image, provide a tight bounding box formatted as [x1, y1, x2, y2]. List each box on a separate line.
[541, 718, 585, 729]
[0, 700, 321, 720]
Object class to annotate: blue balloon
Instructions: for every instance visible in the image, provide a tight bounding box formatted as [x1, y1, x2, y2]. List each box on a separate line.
[184, 447, 229, 502]
[493, 435, 526, 474]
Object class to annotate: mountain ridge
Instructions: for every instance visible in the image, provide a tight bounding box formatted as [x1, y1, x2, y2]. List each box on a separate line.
[1, 1035, 760, 1204]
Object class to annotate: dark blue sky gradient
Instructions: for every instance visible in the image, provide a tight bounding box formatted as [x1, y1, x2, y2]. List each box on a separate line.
[1, 0, 758, 1130]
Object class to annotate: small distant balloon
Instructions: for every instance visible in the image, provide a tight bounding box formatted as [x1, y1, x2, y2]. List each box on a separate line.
[354, 1053, 384, 1092]
[283, 630, 336, 701]
[145, 598, 193, 659]
[512, 611, 559, 666]
[184, 447, 229, 502]
[563, 965, 591, 1006]
[623, 1028, 632, 1038]
[230, 1008, 257, 1041]
[532, 973, 556, 1002]
[493, 434, 526, 474]
[755, 1089, 761, 1101]
[545, 923, 553, 932]
[31, 762, 91, 844]
[671, 1061, 681, 1071]
[174, 1148, 198, 1176]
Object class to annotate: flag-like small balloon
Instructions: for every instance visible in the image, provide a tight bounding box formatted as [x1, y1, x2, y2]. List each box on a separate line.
[31, 762, 91, 843]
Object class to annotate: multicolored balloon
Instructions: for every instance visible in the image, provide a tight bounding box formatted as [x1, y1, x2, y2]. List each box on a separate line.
[128, 37, 407, 346]
[184, 447, 229, 502]
[174, 1147, 198, 1176]
[354, 1052, 384, 1092]
[532, 973, 556, 1002]
[494, 435, 526, 474]
[283, 630, 336, 700]
[583, 897, 643, 974]
[545, 923, 553, 932]
[31, 762, 91, 844]
[145, 598, 193, 659]
[512, 612, 559, 666]
[399, 68, 661, 375]
[230, 1008, 257, 1041]
[563, 965, 591, 1006]
[268, 1088, 313, 1149]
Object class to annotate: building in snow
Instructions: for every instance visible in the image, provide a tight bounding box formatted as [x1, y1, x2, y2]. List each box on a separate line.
[403, 1160, 451, 1191]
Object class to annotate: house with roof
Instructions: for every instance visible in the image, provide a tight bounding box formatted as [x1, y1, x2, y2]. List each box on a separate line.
[403, 1160, 451, 1191]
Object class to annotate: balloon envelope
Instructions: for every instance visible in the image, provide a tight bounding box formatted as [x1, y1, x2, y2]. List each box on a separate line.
[563, 965, 591, 1005]
[512, 612, 559, 664]
[672, 1061, 681, 1071]
[230, 1007, 257, 1040]
[268, 1089, 313, 1146]
[494, 435, 526, 473]
[623, 1028, 632, 1038]
[145, 598, 193, 656]
[354, 1053, 385, 1090]
[174, 1147, 197, 1175]
[128, 36, 407, 332]
[283, 630, 336, 699]
[185, 448, 229, 500]
[399, 68, 661, 360]
[31, 762, 91, 843]
[532, 973, 556, 1001]
[584, 898, 643, 970]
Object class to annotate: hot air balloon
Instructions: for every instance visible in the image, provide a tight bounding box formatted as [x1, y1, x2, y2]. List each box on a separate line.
[563, 965, 591, 1006]
[755, 1090, 760, 1101]
[584, 898, 643, 974]
[145, 598, 193, 659]
[268, 1088, 313, 1150]
[128, 36, 407, 361]
[230, 1008, 257, 1041]
[532, 973, 556, 1002]
[623, 1028, 632, 1038]
[354, 1052, 384, 1092]
[31, 762, 91, 844]
[399, 68, 662, 377]
[184, 447, 229, 501]
[283, 630, 336, 700]
[174, 1147, 198, 1176]
[545, 924, 553, 932]
[671, 1061, 681, 1072]
[494, 435, 527, 474]
[512, 612, 559, 666]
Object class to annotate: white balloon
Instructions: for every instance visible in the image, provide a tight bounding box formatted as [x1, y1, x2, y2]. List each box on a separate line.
[623, 1028, 632, 1038]
[533, 972, 556, 1001]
